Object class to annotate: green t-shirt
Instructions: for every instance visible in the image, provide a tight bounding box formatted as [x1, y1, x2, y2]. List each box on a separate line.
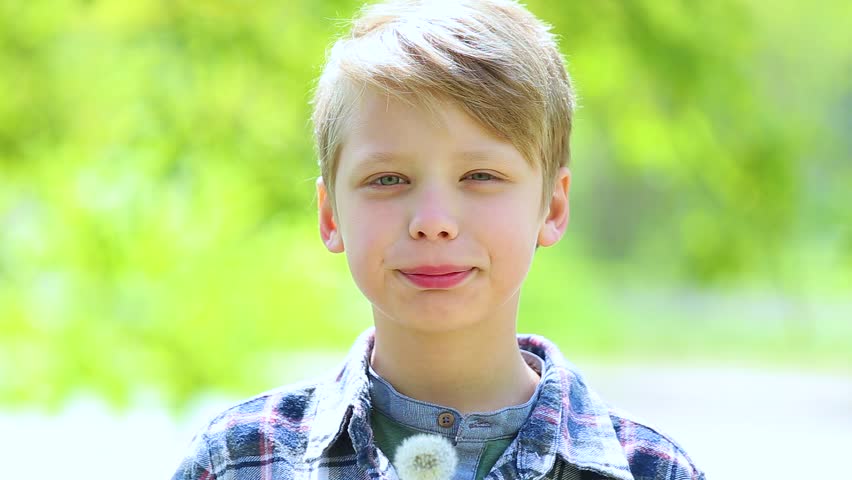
[371, 408, 515, 480]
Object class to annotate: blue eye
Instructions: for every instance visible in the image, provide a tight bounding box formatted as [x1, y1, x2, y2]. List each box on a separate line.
[374, 175, 405, 186]
[467, 172, 495, 181]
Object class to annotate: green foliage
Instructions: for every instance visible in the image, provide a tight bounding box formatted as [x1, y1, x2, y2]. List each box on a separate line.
[1, 0, 850, 410]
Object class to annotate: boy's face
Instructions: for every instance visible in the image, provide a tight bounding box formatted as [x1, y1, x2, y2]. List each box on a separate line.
[317, 90, 570, 333]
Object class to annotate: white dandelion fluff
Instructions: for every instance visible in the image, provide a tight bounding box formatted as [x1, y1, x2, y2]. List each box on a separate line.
[394, 433, 458, 480]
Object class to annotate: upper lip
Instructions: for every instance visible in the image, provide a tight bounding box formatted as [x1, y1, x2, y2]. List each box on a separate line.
[398, 265, 474, 275]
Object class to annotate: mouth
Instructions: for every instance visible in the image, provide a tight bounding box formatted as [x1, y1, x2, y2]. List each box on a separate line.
[397, 265, 476, 289]
[399, 265, 473, 275]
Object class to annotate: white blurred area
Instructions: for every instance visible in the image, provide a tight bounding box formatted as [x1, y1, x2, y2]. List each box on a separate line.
[1, 364, 850, 480]
[583, 364, 852, 479]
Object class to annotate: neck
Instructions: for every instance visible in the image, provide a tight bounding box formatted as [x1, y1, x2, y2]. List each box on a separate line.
[368, 305, 540, 415]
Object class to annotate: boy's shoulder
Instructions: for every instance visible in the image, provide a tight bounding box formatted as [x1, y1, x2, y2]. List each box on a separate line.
[521, 334, 704, 479]
[202, 377, 321, 438]
[600, 405, 705, 480]
[172, 377, 336, 480]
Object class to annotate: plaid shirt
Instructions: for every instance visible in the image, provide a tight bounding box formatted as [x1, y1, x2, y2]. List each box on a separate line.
[172, 328, 705, 480]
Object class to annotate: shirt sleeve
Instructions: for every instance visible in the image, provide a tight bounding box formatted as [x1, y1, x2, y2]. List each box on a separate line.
[172, 430, 217, 480]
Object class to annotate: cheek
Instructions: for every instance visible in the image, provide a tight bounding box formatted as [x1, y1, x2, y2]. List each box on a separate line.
[472, 195, 540, 247]
[338, 199, 401, 279]
[340, 200, 398, 248]
[469, 195, 540, 277]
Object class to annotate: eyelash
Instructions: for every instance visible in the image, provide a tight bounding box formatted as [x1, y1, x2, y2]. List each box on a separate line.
[368, 172, 499, 186]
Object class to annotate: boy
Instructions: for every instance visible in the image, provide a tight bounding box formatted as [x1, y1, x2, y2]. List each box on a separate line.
[173, 1, 705, 479]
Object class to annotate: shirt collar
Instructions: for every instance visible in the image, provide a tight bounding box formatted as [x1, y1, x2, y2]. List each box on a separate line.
[367, 350, 544, 441]
[304, 327, 634, 480]
[515, 334, 634, 480]
[303, 328, 374, 462]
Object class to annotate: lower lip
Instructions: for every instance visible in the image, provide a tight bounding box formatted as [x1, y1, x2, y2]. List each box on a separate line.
[400, 269, 475, 289]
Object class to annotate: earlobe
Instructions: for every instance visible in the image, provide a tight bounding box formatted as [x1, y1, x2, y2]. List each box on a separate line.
[317, 176, 345, 253]
[537, 167, 571, 248]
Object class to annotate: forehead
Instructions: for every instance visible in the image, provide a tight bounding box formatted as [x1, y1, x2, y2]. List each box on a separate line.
[338, 89, 526, 169]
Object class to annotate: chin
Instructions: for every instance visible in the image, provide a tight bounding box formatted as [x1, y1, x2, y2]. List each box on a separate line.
[368, 286, 490, 333]
[392, 304, 483, 334]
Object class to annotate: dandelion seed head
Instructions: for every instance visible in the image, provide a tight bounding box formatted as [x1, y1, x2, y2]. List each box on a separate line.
[394, 433, 458, 480]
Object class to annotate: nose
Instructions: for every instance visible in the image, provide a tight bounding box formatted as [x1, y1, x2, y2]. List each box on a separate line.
[408, 187, 459, 241]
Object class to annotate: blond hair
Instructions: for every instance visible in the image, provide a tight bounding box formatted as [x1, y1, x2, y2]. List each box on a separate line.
[311, 0, 576, 208]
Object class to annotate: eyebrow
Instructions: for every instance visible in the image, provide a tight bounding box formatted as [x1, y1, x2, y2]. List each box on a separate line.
[350, 149, 510, 173]
[352, 151, 411, 170]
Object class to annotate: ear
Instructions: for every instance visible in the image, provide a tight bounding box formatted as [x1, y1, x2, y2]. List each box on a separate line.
[317, 176, 344, 253]
[537, 167, 571, 248]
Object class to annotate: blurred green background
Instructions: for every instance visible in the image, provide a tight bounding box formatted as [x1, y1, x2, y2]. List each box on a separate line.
[1, 0, 850, 412]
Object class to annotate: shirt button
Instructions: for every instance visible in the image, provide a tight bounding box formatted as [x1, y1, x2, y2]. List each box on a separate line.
[437, 412, 455, 428]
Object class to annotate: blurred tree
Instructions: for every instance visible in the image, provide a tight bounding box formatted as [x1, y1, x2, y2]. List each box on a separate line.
[0, 0, 849, 410]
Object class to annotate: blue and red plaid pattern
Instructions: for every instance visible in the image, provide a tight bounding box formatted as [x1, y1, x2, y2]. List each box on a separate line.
[172, 328, 705, 479]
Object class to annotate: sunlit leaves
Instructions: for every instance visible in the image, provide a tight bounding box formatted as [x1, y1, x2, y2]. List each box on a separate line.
[0, 0, 849, 409]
